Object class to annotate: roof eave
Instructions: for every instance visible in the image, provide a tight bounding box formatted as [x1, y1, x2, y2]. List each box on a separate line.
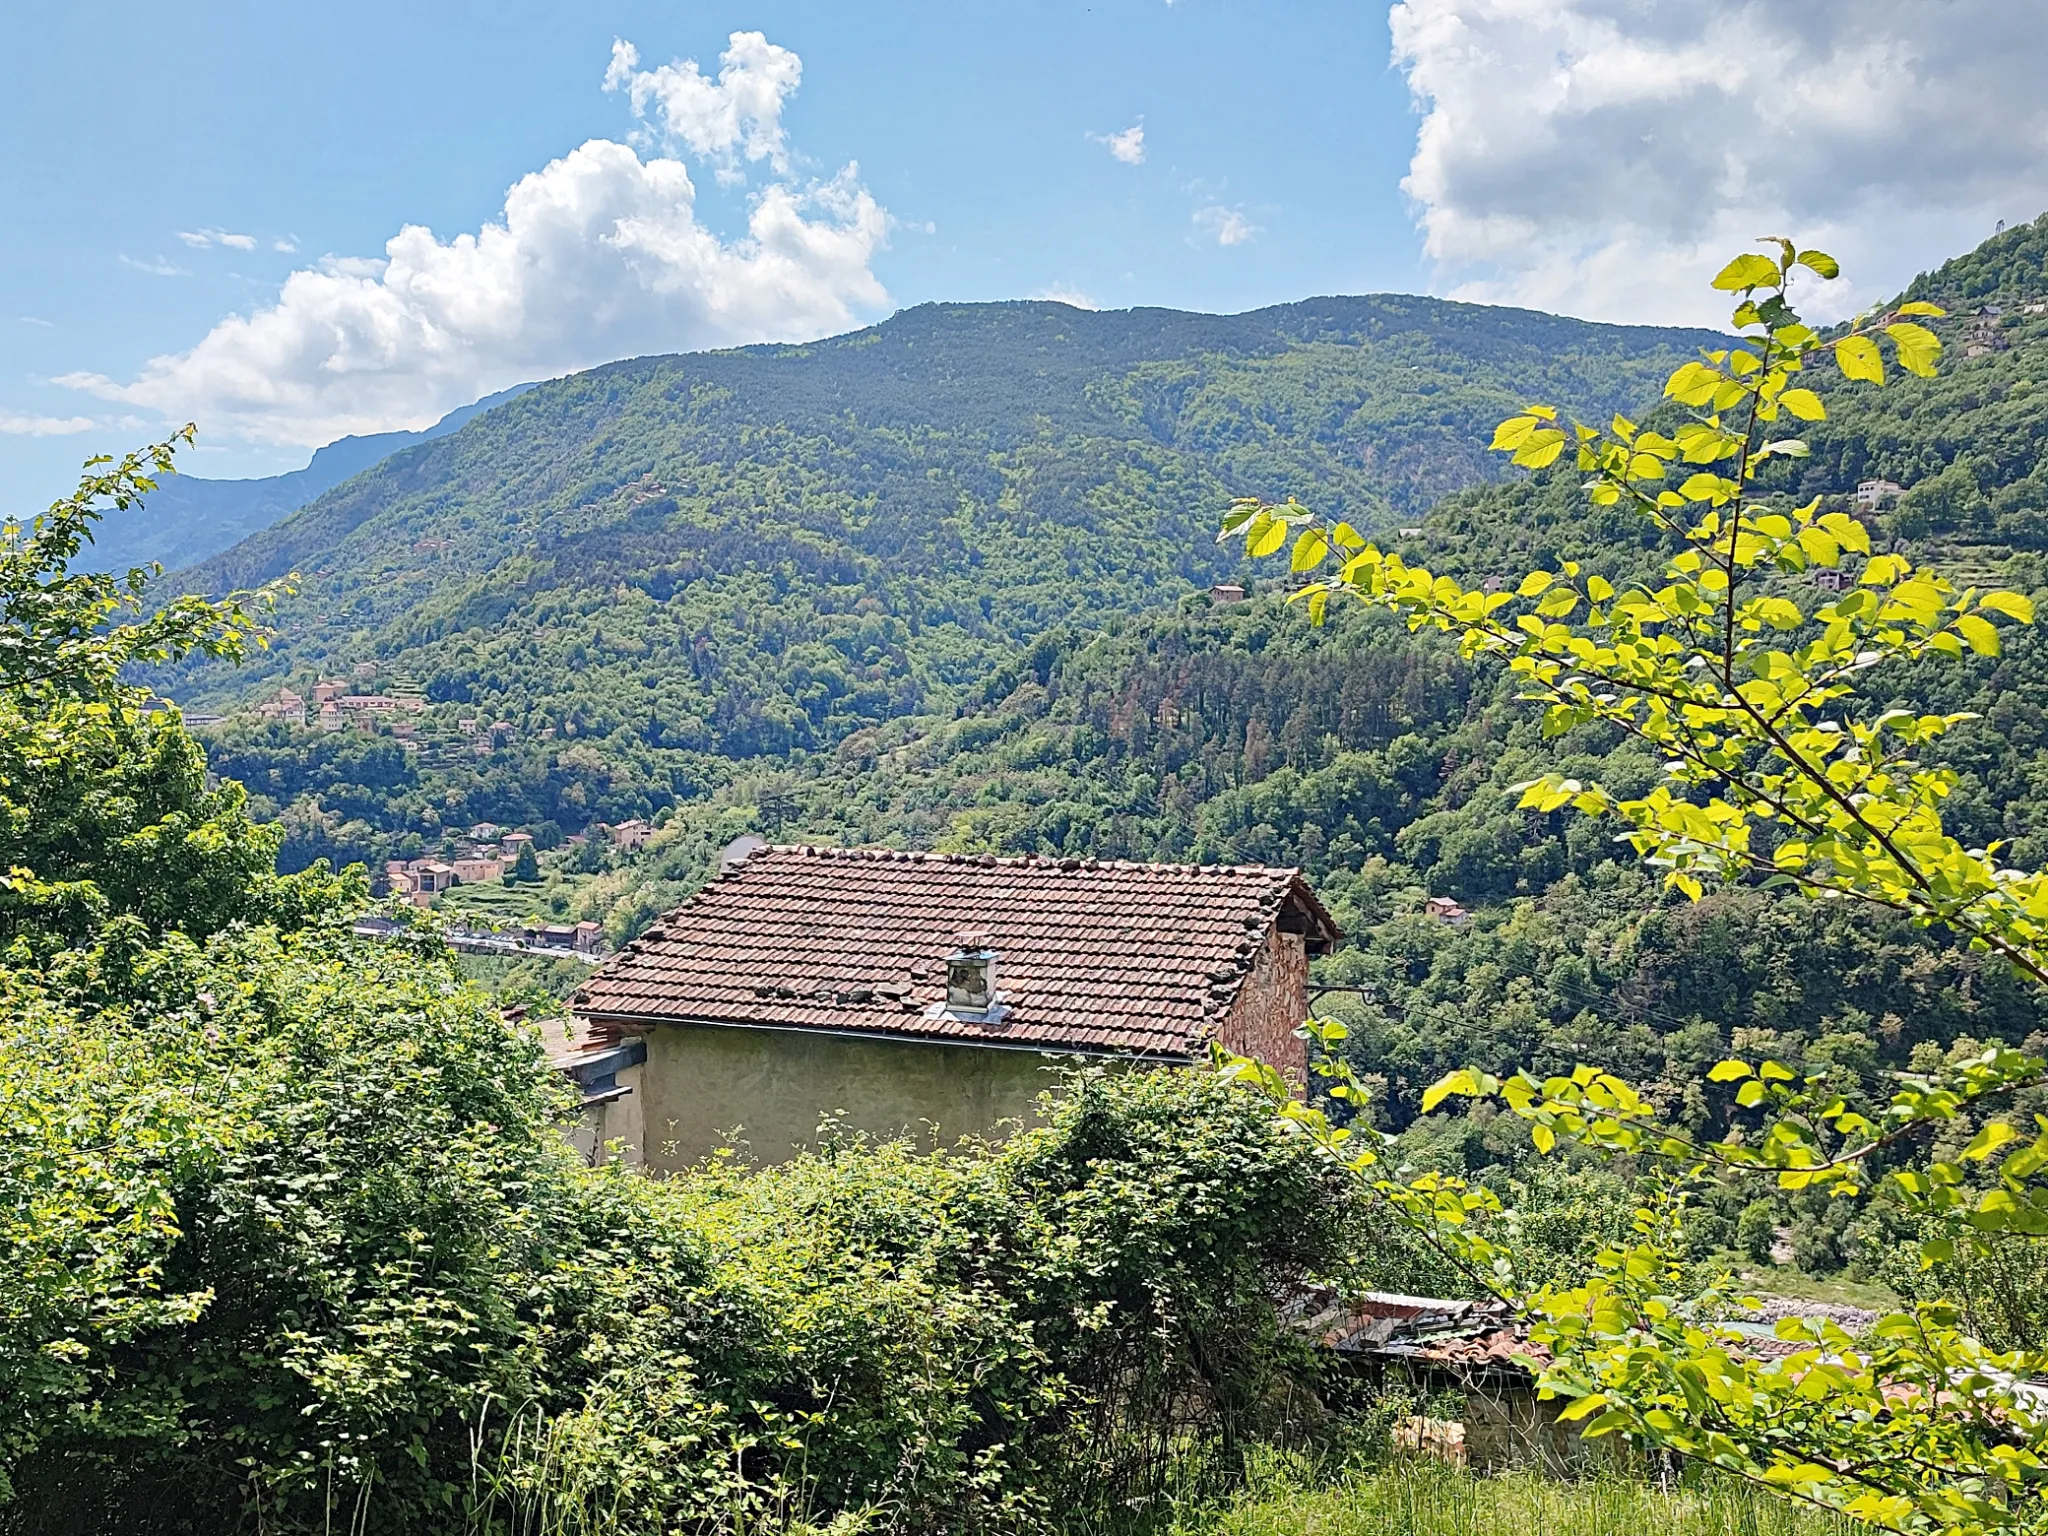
[574, 1007, 1200, 1064]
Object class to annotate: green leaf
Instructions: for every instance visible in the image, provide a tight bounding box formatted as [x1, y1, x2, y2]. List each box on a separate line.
[1962, 1120, 2019, 1161]
[1517, 570, 1554, 597]
[1712, 253, 1781, 291]
[1753, 597, 1804, 630]
[1736, 1080, 1766, 1107]
[1795, 249, 1840, 279]
[1708, 1059, 1753, 1082]
[1884, 321, 1941, 378]
[1247, 517, 1288, 560]
[1835, 335, 1884, 385]
[1954, 613, 2001, 656]
[1290, 528, 1330, 572]
[1896, 300, 1945, 317]
[1421, 1069, 1479, 1114]
[1777, 387, 1826, 421]
[1979, 590, 2035, 623]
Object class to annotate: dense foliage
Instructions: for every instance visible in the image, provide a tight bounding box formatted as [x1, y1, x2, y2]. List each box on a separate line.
[1, 442, 1363, 1533]
[150, 295, 1715, 861]
[1225, 233, 2048, 1535]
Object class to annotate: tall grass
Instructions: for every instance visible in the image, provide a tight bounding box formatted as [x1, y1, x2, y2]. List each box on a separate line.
[1176, 1456, 1863, 1536]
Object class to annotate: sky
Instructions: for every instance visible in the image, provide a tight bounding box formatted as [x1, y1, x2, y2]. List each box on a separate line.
[5, 0, 2048, 505]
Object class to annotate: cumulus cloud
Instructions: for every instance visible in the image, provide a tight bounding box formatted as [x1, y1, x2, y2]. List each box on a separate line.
[1090, 122, 1146, 165]
[0, 414, 95, 437]
[1390, 0, 2048, 324]
[61, 36, 888, 448]
[604, 31, 802, 184]
[179, 228, 259, 250]
[1194, 204, 1257, 246]
[273, 236, 298, 253]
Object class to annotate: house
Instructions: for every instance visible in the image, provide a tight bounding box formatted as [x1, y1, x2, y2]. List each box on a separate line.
[470, 822, 503, 842]
[501, 831, 536, 857]
[570, 845, 1341, 1169]
[1398, 526, 1425, 538]
[451, 857, 505, 884]
[256, 687, 306, 725]
[1812, 568, 1850, 593]
[1208, 583, 1247, 603]
[318, 702, 343, 732]
[1854, 478, 1905, 511]
[1423, 895, 1471, 927]
[606, 818, 654, 852]
[574, 920, 607, 954]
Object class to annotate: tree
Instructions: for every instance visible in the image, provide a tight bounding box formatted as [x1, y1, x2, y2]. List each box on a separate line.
[0, 433, 356, 955]
[512, 840, 540, 882]
[1224, 244, 2048, 1535]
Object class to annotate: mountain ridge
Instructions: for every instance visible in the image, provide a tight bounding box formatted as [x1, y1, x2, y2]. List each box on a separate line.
[88, 383, 535, 574]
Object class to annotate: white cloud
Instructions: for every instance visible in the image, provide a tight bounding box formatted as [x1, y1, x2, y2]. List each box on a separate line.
[19, 316, 54, 328]
[0, 413, 95, 436]
[179, 228, 259, 250]
[1032, 285, 1098, 309]
[273, 236, 298, 253]
[604, 31, 803, 184]
[1389, 0, 2048, 324]
[1090, 122, 1146, 165]
[62, 137, 887, 447]
[1194, 204, 1258, 246]
[120, 255, 188, 277]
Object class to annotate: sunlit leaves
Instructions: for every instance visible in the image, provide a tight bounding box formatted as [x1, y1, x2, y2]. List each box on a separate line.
[1886, 321, 1942, 378]
[1712, 253, 1781, 291]
[1777, 387, 1826, 421]
[1836, 334, 1885, 385]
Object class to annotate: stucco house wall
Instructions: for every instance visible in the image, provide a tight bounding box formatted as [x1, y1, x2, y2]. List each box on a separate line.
[635, 1024, 1081, 1171]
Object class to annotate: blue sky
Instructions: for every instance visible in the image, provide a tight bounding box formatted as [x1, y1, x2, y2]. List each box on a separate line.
[6, 1, 2047, 507]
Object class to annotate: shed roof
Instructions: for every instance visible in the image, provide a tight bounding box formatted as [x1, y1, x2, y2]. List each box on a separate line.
[572, 845, 1338, 1059]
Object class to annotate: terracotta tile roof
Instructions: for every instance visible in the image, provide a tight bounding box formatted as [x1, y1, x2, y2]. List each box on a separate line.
[572, 845, 1338, 1059]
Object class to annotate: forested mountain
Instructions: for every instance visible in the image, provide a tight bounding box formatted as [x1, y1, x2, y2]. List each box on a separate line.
[165, 293, 1716, 825]
[87, 383, 533, 573]
[166, 217, 2048, 1187]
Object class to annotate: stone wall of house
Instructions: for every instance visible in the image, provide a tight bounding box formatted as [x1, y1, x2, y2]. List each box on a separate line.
[1218, 927, 1309, 1086]
[634, 1025, 1086, 1170]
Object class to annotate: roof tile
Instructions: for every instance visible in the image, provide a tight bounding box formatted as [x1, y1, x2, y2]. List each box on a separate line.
[574, 846, 1336, 1058]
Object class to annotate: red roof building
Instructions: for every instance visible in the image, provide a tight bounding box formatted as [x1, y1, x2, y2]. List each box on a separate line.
[571, 845, 1338, 1166]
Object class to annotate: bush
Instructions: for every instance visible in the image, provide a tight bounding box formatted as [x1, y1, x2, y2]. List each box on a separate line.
[0, 932, 1352, 1534]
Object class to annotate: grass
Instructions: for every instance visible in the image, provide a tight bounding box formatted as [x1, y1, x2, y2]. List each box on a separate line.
[435, 869, 599, 925]
[1174, 1456, 1862, 1536]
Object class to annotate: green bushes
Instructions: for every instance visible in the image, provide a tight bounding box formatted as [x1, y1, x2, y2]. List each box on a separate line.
[0, 929, 1349, 1534]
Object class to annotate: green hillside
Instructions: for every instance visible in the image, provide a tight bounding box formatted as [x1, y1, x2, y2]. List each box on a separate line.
[157, 216, 2048, 1281]
[165, 292, 1717, 840]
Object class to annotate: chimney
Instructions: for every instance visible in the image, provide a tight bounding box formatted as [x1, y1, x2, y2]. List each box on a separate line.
[946, 928, 997, 1013]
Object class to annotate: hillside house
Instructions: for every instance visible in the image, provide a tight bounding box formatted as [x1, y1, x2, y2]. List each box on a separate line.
[1854, 478, 1905, 511]
[571, 845, 1340, 1169]
[451, 857, 505, 883]
[256, 687, 306, 725]
[1208, 583, 1247, 603]
[501, 831, 536, 857]
[1424, 895, 1471, 927]
[606, 818, 654, 851]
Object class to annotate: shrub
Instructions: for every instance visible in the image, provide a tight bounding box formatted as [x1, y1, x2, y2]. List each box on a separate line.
[0, 932, 1351, 1534]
